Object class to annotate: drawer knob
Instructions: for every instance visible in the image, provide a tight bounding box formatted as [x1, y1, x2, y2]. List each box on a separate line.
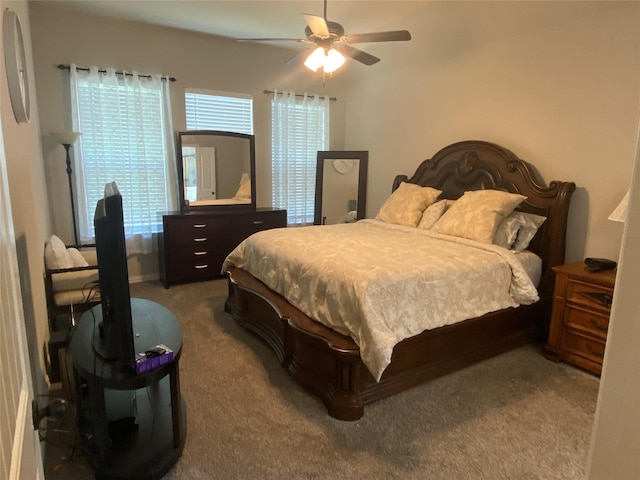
[194, 264, 209, 269]
[586, 343, 604, 358]
[193, 224, 207, 228]
[252, 220, 264, 225]
[194, 237, 207, 242]
[194, 251, 207, 256]
[589, 318, 607, 332]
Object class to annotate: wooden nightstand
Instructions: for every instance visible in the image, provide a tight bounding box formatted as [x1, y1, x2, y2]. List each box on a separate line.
[544, 261, 616, 375]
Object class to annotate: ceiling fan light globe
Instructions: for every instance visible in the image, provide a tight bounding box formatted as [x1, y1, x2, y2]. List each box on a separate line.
[304, 46, 326, 72]
[324, 48, 345, 73]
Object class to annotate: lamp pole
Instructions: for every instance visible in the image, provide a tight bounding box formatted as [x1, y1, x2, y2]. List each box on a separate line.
[53, 132, 82, 245]
[62, 142, 79, 245]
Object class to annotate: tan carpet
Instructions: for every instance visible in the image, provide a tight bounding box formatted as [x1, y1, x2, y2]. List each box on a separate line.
[44, 278, 599, 480]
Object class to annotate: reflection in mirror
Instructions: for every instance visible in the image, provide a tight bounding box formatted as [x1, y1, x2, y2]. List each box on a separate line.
[177, 130, 256, 211]
[314, 151, 368, 225]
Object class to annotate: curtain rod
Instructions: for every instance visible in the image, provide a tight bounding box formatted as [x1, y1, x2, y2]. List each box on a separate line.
[57, 64, 176, 82]
[263, 89, 337, 102]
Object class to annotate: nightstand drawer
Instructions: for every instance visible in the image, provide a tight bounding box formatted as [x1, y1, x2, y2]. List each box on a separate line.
[564, 306, 609, 339]
[566, 279, 613, 312]
[560, 330, 606, 364]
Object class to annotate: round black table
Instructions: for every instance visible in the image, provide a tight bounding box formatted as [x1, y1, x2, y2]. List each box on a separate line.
[70, 298, 186, 480]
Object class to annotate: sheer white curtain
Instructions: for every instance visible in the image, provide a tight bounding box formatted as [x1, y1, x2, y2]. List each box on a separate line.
[69, 65, 177, 255]
[271, 90, 329, 225]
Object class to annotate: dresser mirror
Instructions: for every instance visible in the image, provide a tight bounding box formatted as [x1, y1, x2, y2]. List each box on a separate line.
[177, 130, 256, 211]
[314, 151, 368, 225]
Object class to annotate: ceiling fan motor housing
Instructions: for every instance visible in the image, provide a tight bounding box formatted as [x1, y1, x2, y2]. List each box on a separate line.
[305, 20, 345, 42]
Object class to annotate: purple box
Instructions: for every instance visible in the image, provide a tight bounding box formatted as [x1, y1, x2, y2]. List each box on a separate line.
[135, 344, 174, 374]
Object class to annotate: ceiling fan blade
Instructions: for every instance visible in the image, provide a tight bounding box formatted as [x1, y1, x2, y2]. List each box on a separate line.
[302, 14, 330, 39]
[237, 37, 307, 43]
[336, 45, 380, 66]
[342, 30, 412, 44]
[286, 49, 312, 66]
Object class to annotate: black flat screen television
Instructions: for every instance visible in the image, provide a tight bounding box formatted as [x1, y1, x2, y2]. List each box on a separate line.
[93, 181, 136, 373]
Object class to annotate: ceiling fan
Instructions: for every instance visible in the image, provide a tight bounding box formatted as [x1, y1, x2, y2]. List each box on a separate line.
[237, 0, 411, 74]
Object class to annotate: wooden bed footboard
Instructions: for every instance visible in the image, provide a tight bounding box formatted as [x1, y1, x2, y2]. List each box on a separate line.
[225, 266, 551, 421]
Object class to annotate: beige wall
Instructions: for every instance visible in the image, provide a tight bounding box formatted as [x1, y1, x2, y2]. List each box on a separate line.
[29, 1, 348, 281]
[342, 1, 640, 263]
[1, 0, 50, 395]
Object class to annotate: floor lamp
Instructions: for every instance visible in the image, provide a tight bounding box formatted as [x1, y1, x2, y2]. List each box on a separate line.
[53, 132, 82, 245]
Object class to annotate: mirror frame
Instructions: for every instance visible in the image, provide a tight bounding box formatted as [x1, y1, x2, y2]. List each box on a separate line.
[176, 130, 256, 212]
[314, 150, 368, 225]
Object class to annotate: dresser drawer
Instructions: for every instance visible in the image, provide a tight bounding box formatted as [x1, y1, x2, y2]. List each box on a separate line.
[560, 330, 606, 364]
[566, 279, 613, 312]
[563, 305, 609, 339]
[159, 209, 286, 288]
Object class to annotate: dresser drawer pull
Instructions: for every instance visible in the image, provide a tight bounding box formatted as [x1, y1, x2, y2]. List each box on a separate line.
[586, 343, 604, 358]
[252, 220, 264, 225]
[579, 291, 613, 307]
[194, 251, 208, 256]
[194, 237, 207, 242]
[193, 224, 207, 228]
[194, 264, 209, 269]
[589, 318, 607, 332]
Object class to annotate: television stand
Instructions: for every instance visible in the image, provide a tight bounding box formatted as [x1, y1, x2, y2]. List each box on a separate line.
[69, 298, 186, 480]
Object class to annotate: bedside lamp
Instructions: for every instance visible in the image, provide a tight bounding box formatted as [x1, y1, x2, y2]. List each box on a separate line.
[608, 191, 629, 223]
[53, 132, 82, 245]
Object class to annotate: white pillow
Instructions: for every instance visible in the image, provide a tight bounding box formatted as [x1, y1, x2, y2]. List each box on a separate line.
[44, 235, 73, 270]
[432, 190, 526, 243]
[67, 247, 90, 267]
[494, 212, 546, 251]
[235, 178, 251, 199]
[375, 183, 442, 227]
[417, 200, 448, 229]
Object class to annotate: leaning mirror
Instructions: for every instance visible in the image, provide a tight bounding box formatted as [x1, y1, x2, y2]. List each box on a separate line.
[314, 151, 368, 225]
[177, 130, 256, 211]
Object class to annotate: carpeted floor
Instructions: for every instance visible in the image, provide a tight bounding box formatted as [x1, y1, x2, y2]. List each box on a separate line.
[44, 278, 600, 480]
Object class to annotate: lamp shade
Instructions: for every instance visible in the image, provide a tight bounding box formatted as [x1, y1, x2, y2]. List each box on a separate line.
[608, 191, 629, 223]
[52, 131, 81, 146]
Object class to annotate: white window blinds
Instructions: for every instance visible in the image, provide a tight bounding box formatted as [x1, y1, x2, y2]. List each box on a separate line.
[70, 66, 176, 254]
[185, 89, 253, 134]
[271, 91, 329, 225]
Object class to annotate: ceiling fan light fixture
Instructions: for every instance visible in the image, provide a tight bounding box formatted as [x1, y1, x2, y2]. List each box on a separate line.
[304, 46, 326, 72]
[324, 48, 345, 73]
[304, 46, 346, 73]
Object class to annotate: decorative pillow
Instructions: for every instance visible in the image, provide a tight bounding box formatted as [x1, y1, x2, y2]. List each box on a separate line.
[432, 190, 526, 243]
[235, 178, 251, 199]
[67, 247, 90, 268]
[417, 200, 448, 229]
[375, 183, 442, 227]
[44, 235, 73, 270]
[493, 212, 546, 251]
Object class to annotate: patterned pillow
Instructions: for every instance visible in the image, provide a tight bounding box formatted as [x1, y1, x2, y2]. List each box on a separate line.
[432, 190, 526, 243]
[375, 183, 442, 227]
[417, 200, 448, 229]
[493, 211, 546, 251]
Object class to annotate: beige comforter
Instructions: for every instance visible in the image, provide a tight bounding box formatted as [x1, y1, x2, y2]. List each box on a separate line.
[223, 219, 540, 381]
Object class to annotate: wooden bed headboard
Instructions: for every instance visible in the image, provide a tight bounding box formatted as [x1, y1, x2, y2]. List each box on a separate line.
[392, 140, 576, 297]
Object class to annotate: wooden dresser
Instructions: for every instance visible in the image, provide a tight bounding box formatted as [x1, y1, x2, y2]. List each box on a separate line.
[544, 261, 616, 375]
[158, 208, 286, 288]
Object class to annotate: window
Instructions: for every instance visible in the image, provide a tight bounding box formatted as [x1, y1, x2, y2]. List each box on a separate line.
[271, 92, 329, 225]
[69, 66, 176, 255]
[185, 89, 253, 134]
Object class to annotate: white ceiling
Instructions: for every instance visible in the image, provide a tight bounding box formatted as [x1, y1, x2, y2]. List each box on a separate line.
[44, 0, 618, 53]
